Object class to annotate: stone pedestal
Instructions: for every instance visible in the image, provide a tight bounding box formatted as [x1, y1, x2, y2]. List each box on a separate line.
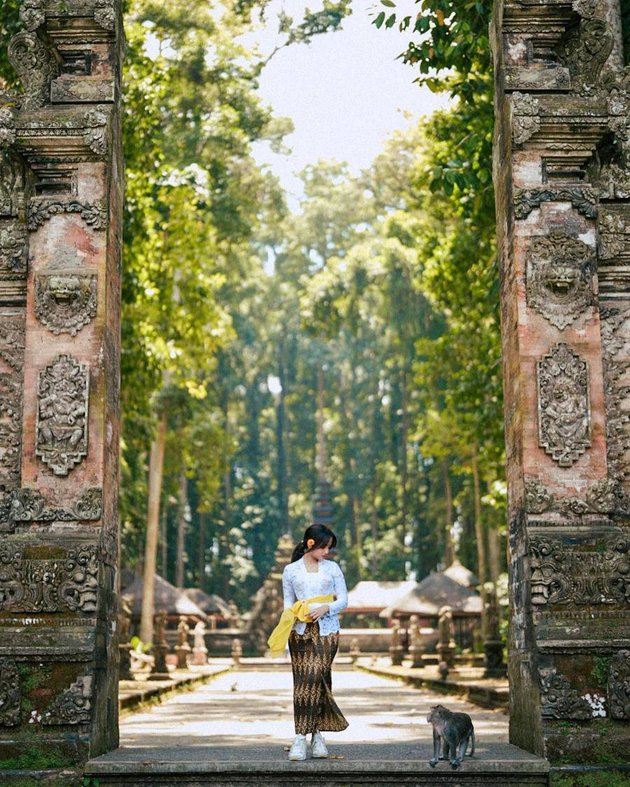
[0, 0, 123, 768]
[389, 622, 404, 667]
[492, 0, 630, 761]
[149, 611, 171, 681]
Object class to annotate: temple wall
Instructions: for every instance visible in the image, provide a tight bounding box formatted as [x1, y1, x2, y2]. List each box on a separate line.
[493, 0, 630, 762]
[0, 0, 122, 767]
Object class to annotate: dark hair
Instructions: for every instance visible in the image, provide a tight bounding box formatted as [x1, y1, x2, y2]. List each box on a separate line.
[290, 524, 337, 563]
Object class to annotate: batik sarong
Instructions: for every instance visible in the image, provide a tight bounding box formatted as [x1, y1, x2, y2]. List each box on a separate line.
[288, 621, 349, 735]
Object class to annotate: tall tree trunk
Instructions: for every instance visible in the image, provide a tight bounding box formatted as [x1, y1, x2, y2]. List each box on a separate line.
[175, 471, 188, 588]
[159, 502, 167, 580]
[442, 459, 455, 566]
[276, 363, 288, 535]
[140, 411, 168, 644]
[488, 526, 502, 585]
[400, 368, 409, 550]
[197, 511, 207, 589]
[370, 476, 378, 574]
[471, 444, 487, 587]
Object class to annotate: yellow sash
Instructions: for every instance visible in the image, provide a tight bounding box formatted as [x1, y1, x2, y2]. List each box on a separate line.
[267, 594, 335, 656]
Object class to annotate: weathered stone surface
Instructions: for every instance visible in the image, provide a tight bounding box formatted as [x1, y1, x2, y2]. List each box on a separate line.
[493, 0, 630, 764]
[0, 0, 122, 771]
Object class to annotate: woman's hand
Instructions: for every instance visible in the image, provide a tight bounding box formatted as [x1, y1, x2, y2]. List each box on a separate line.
[308, 604, 330, 622]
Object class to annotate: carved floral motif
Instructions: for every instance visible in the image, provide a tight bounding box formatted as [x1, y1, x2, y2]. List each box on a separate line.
[529, 536, 630, 606]
[83, 108, 108, 156]
[0, 222, 28, 277]
[524, 478, 624, 516]
[600, 306, 630, 485]
[511, 92, 540, 146]
[527, 232, 595, 329]
[94, 1, 116, 31]
[525, 481, 554, 514]
[514, 188, 598, 220]
[0, 543, 99, 613]
[556, 17, 613, 88]
[7, 32, 58, 110]
[10, 487, 102, 522]
[35, 271, 97, 336]
[0, 108, 16, 148]
[0, 658, 20, 726]
[0, 316, 25, 500]
[537, 343, 591, 467]
[540, 669, 592, 719]
[27, 199, 107, 231]
[36, 354, 89, 476]
[43, 675, 92, 726]
[608, 650, 630, 719]
[19, 0, 45, 31]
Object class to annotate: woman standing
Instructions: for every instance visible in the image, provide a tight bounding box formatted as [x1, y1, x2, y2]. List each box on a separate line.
[268, 523, 349, 761]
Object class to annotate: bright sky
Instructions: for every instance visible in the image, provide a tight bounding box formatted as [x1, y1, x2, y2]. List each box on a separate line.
[249, 0, 451, 204]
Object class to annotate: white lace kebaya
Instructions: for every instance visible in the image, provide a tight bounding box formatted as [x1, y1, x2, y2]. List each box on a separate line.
[282, 557, 348, 637]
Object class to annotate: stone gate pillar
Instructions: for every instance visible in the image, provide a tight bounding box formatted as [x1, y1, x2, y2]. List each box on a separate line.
[0, 0, 122, 768]
[493, 0, 630, 761]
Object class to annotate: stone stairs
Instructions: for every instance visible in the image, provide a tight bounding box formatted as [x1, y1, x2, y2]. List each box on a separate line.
[85, 743, 549, 786]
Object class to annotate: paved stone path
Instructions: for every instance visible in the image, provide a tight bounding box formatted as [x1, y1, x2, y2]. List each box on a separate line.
[111, 668, 508, 759]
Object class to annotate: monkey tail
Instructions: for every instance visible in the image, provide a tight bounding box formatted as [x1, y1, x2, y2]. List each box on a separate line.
[469, 728, 476, 757]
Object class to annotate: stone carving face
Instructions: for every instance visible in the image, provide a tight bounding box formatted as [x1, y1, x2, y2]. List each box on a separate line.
[527, 233, 595, 329]
[35, 272, 97, 336]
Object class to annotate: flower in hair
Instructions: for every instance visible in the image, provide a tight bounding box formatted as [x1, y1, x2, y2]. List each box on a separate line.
[306, 538, 315, 548]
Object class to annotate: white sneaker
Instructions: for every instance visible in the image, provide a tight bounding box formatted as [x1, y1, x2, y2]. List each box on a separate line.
[288, 734, 308, 761]
[311, 731, 329, 758]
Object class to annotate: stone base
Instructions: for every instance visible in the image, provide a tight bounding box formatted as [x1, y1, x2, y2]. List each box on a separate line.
[85, 743, 549, 786]
[147, 672, 172, 681]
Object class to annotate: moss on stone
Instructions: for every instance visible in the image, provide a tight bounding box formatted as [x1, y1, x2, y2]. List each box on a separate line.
[551, 772, 630, 787]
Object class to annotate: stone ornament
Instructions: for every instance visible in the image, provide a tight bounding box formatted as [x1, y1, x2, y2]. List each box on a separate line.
[524, 478, 623, 516]
[511, 92, 540, 146]
[0, 316, 25, 501]
[36, 354, 89, 476]
[598, 210, 628, 261]
[27, 199, 107, 231]
[7, 31, 58, 110]
[527, 232, 595, 329]
[35, 271, 97, 336]
[83, 108, 108, 155]
[514, 187, 598, 220]
[529, 536, 630, 606]
[599, 306, 630, 483]
[0, 154, 23, 218]
[9, 487, 102, 522]
[19, 0, 45, 31]
[556, 16, 613, 89]
[94, 1, 116, 31]
[540, 669, 592, 720]
[0, 543, 99, 613]
[537, 343, 591, 467]
[43, 675, 92, 726]
[0, 109, 16, 148]
[0, 659, 20, 726]
[608, 650, 630, 719]
[0, 222, 28, 277]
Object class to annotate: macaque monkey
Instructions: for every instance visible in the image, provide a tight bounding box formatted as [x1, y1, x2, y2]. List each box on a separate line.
[427, 704, 475, 769]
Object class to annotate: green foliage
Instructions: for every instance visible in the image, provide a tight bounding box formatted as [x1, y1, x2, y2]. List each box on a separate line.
[551, 772, 630, 787]
[0, 748, 74, 771]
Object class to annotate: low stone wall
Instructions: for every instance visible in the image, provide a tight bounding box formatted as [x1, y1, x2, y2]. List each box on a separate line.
[338, 627, 439, 654]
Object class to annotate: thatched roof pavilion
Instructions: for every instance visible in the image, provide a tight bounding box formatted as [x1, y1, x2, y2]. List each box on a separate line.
[442, 559, 478, 589]
[184, 588, 231, 618]
[122, 575, 206, 622]
[345, 580, 416, 614]
[380, 572, 482, 620]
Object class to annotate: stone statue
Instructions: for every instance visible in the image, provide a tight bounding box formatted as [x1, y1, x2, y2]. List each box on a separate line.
[149, 608, 170, 680]
[389, 620, 404, 667]
[408, 614, 423, 668]
[437, 605, 456, 669]
[175, 618, 191, 669]
[192, 621, 208, 666]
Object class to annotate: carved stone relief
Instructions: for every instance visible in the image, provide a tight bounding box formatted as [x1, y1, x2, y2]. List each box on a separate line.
[529, 536, 630, 606]
[540, 669, 593, 720]
[0, 543, 99, 613]
[0, 316, 25, 498]
[0, 153, 23, 218]
[43, 675, 92, 726]
[600, 306, 630, 484]
[0, 659, 20, 726]
[35, 271, 97, 335]
[19, 0, 45, 31]
[511, 92, 540, 146]
[83, 107, 108, 155]
[524, 478, 623, 516]
[608, 650, 630, 719]
[27, 199, 107, 231]
[527, 232, 595, 329]
[0, 109, 16, 148]
[94, 1, 116, 31]
[0, 222, 28, 278]
[36, 354, 89, 476]
[537, 343, 591, 467]
[10, 487, 102, 523]
[556, 16, 613, 90]
[514, 188, 598, 220]
[7, 32, 58, 111]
